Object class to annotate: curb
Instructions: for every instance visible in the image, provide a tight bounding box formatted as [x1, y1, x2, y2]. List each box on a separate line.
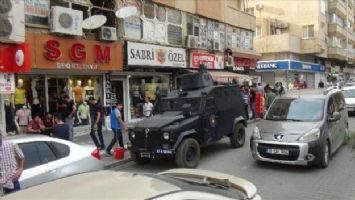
[104, 158, 132, 169]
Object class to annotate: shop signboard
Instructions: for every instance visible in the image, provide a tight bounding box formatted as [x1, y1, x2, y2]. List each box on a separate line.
[27, 32, 123, 71]
[256, 60, 289, 71]
[0, 43, 31, 73]
[127, 42, 186, 68]
[25, 0, 50, 26]
[104, 73, 112, 107]
[290, 61, 325, 72]
[0, 73, 15, 94]
[190, 52, 224, 70]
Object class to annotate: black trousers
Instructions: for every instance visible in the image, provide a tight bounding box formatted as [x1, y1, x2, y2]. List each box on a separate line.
[244, 103, 249, 120]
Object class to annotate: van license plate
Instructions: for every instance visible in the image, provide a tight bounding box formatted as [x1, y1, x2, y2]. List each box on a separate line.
[266, 148, 289, 156]
[140, 152, 151, 158]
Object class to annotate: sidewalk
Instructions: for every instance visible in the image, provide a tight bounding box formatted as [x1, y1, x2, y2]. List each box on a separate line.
[73, 118, 261, 169]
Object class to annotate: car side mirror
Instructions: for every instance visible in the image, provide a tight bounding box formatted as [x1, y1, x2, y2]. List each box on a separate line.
[329, 112, 341, 122]
[182, 103, 192, 117]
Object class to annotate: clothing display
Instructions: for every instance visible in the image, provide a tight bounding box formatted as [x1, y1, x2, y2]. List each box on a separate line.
[84, 87, 94, 101]
[78, 103, 90, 125]
[15, 108, 31, 126]
[111, 93, 118, 106]
[31, 79, 39, 105]
[5, 103, 16, 133]
[73, 86, 83, 103]
[14, 88, 26, 105]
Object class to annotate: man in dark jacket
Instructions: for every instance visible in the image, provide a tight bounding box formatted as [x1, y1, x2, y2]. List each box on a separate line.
[52, 112, 70, 140]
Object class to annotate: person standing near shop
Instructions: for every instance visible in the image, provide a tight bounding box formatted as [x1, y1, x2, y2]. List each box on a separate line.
[52, 112, 70, 141]
[143, 97, 154, 118]
[249, 87, 256, 119]
[240, 86, 250, 120]
[106, 102, 127, 155]
[89, 97, 105, 150]
[63, 95, 76, 141]
[0, 130, 25, 195]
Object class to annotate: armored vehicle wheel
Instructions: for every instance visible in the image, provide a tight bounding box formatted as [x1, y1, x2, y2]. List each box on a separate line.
[175, 138, 200, 168]
[230, 123, 245, 148]
[130, 151, 151, 165]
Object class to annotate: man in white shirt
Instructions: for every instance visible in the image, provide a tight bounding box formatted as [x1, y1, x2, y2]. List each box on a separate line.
[143, 97, 154, 117]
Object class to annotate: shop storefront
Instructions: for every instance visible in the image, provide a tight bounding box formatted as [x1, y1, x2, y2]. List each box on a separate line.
[0, 43, 31, 135]
[122, 41, 186, 121]
[23, 32, 123, 136]
[256, 60, 326, 89]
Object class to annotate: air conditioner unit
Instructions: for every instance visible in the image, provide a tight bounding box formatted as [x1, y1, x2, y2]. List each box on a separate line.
[0, 0, 25, 43]
[50, 6, 83, 36]
[99, 26, 117, 41]
[186, 35, 199, 48]
[256, 4, 264, 10]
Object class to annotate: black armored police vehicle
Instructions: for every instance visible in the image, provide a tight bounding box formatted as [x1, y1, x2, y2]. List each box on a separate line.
[127, 66, 247, 168]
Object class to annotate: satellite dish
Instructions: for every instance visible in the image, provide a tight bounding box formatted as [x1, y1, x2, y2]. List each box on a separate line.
[115, 6, 138, 18]
[82, 15, 107, 30]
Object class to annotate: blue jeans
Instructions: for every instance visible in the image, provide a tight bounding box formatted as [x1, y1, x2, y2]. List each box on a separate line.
[4, 180, 21, 194]
[107, 128, 124, 153]
[90, 121, 104, 149]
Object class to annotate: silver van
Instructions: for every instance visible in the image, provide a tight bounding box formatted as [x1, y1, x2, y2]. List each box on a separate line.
[250, 89, 348, 168]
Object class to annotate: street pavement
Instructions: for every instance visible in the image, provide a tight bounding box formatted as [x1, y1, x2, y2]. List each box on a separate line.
[108, 116, 355, 200]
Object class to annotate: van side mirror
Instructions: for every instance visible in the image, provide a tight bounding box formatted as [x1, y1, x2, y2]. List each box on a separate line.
[329, 112, 341, 122]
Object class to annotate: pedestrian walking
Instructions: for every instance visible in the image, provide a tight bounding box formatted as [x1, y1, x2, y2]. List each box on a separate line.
[240, 86, 250, 120]
[106, 102, 127, 156]
[89, 97, 105, 150]
[266, 88, 276, 109]
[0, 130, 25, 195]
[52, 112, 70, 141]
[279, 82, 285, 95]
[249, 87, 256, 119]
[63, 95, 76, 141]
[143, 97, 154, 117]
[256, 82, 263, 93]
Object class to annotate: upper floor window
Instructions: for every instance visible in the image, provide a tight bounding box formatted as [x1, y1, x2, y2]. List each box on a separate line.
[303, 25, 314, 38]
[320, 0, 326, 15]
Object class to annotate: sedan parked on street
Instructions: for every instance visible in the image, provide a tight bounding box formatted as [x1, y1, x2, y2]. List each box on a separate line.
[3, 169, 261, 200]
[250, 88, 348, 168]
[341, 86, 355, 113]
[7, 135, 104, 189]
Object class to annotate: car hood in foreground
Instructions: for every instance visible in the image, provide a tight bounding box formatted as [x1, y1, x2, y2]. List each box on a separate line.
[160, 168, 259, 200]
[257, 120, 321, 142]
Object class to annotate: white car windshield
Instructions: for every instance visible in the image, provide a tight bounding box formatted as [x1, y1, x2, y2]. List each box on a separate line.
[342, 89, 355, 98]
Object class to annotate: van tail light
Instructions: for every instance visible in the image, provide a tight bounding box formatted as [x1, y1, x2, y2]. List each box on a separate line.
[91, 148, 101, 160]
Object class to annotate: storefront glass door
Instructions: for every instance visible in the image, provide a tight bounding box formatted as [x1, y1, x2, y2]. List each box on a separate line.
[47, 77, 68, 113]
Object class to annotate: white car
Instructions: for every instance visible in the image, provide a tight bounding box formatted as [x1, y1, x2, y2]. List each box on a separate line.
[341, 86, 355, 112]
[6, 135, 104, 190]
[3, 169, 261, 200]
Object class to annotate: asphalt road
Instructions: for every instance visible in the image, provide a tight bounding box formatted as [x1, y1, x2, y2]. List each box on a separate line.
[111, 117, 355, 200]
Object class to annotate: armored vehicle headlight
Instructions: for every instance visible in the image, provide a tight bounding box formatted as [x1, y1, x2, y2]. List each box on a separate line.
[298, 128, 320, 142]
[163, 132, 170, 140]
[252, 127, 261, 139]
[130, 131, 136, 139]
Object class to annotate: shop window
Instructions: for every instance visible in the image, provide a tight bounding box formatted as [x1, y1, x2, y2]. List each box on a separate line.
[199, 18, 207, 48]
[90, 0, 115, 10]
[186, 14, 199, 37]
[143, 20, 156, 41]
[303, 25, 314, 39]
[255, 26, 262, 37]
[129, 76, 169, 119]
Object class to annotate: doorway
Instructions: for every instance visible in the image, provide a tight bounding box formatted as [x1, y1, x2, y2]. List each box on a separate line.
[111, 80, 124, 120]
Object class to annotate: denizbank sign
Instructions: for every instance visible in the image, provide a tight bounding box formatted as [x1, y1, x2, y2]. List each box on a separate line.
[256, 60, 325, 72]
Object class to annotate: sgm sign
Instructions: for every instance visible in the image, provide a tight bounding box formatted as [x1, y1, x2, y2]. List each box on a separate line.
[45, 40, 110, 63]
[127, 42, 186, 68]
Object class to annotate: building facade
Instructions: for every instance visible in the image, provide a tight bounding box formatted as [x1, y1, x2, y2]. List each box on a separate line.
[248, 0, 355, 88]
[0, 0, 258, 135]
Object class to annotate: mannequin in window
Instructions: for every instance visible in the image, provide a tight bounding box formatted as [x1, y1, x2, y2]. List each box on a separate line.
[64, 79, 74, 99]
[73, 80, 84, 104]
[84, 80, 95, 101]
[4, 99, 16, 135]
[15, 105, 32, 134]
[14, 79, 26, 110]
[77, 101, 91, 125]
[31, 79, 42, 118]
